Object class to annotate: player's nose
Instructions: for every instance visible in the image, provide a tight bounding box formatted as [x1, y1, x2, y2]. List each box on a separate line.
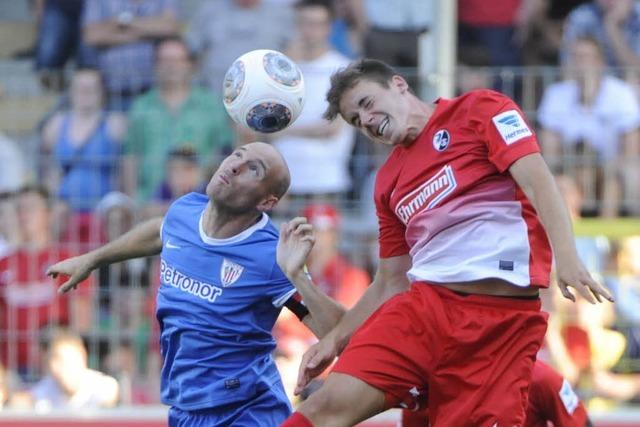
[362, 110, 375, 124]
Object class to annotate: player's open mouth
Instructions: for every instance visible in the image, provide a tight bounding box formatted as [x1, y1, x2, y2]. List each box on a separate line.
[219, 174, 230, 185]
[377, 117, 389, 137]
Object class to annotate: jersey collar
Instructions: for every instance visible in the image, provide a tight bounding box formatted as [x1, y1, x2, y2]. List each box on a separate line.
[198, 211, 269, 245]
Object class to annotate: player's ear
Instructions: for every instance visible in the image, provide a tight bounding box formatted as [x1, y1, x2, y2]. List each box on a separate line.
[257, 195, 279, 212]
[391, 75, 409, 93]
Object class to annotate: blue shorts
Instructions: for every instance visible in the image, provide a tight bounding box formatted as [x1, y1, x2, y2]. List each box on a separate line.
[168, 382, 291, 427]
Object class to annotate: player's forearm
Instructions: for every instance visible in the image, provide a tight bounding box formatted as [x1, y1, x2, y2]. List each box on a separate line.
[87, 217, 163, 269]
[130, 15, 179, 39]
[84, 23, 141, 47]
[289, 271, 345, 338]
[520, 164, 579, 263]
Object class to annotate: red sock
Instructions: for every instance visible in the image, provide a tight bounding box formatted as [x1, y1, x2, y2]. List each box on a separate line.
[281, 412, 314, 427]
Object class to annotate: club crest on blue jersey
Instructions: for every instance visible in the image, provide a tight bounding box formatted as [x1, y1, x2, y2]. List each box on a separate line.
[221, 258, 244, 287]
[432, 129, 450, 151]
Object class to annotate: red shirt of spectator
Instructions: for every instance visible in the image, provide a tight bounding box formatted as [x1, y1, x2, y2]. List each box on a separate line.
[0, 186, 92, 376]
[0, 247, 90, 371]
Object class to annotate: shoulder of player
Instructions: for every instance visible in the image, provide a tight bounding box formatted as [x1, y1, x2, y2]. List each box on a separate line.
[163, 192, 207, 221]
[460, 88, 513, 106]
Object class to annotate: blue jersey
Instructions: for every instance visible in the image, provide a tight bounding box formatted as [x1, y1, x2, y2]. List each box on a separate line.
[157, 193, 296, 411]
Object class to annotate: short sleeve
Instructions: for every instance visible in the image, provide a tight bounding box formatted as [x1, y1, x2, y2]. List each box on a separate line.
[471, 90, 540, 173]
[375, 178, 410, 258]
[269, 263, 296, 308]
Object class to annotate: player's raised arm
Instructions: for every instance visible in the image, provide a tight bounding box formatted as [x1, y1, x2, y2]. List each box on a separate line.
[509, 153, 614, 304]
[277, 217, 345, 338]
[47, 217, 164, 293]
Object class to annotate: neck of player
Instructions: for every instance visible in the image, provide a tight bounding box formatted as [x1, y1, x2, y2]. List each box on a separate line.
[201, 202, 262, 239]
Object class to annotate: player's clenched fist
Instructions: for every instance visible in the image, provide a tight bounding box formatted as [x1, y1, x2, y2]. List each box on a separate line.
[46, 254, 96, 294]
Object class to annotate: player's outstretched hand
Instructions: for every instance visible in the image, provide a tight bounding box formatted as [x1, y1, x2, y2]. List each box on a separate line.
[556, 257, 614, 304]
[277, 217, 315, 278]
[46, 254, 96, 294]
[295, 333, 339, 395]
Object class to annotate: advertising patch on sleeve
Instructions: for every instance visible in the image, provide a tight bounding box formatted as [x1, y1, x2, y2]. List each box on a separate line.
[491, 109, 532, 145]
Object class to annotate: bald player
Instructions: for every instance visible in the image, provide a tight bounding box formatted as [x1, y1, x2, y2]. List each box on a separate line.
[47, 142, 344, 426]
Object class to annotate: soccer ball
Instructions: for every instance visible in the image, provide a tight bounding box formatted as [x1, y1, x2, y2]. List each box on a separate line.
[222, 49, 306, 133]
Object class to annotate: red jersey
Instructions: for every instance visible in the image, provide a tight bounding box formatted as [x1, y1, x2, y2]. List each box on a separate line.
[375, 89, 552, 288]
[0, 247, 88, 370]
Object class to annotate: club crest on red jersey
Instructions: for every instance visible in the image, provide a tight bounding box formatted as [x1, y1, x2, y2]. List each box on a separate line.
[394, 165, 457, 224]
[432, 129, 450, 151]
[220, 258, 244, 287]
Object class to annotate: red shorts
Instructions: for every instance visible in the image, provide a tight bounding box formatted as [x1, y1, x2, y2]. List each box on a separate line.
[333, 283, 548, 427]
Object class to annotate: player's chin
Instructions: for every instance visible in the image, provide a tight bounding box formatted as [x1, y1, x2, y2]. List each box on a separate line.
[379, 134, 397, 146]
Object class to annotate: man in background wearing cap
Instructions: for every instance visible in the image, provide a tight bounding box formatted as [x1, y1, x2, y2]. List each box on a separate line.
[274, 203, 369, 400]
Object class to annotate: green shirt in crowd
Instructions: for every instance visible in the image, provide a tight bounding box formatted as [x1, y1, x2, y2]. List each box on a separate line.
[126, 86, 233, 200]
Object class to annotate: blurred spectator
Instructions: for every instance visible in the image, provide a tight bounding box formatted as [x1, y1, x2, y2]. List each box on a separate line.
[608, 236, 640, 369]
[555, 174, 611, 276]
[41, 68, 125, 245]
[28, 330, 119, 410]
[538, 36, 640, 217]
[144, 146, 205, 216]
[0, 186, 92, 381]
[0, 192, 21, 259]
[561, 0, 640, 69]
[455, 45, 493, 95]
[34, 0, 94, 91]
[542, 176, 640, 407]
[82, 0, 180, 111]
[357, 0, 431, 90]
[93, 192, 150, 364]
[103, 341, 157, 404]
[516, 0, 590, 65]
[329, 0, 363, 58]
[458, 0, 522, 67]
[301, 203, 369, 306]
[95, 191, 138, 242]
[0, 132, 27, 194]
[186, 0, 294, 93]
[272, 0, 354, 204]
[125, 37, 232, 202]
[273, 202, 369, 398]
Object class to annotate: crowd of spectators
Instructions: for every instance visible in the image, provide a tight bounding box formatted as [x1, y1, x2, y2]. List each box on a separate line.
[0, 0, 638, 414]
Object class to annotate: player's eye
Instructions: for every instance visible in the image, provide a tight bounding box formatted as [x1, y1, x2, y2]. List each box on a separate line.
[249, 164, 259, 175]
